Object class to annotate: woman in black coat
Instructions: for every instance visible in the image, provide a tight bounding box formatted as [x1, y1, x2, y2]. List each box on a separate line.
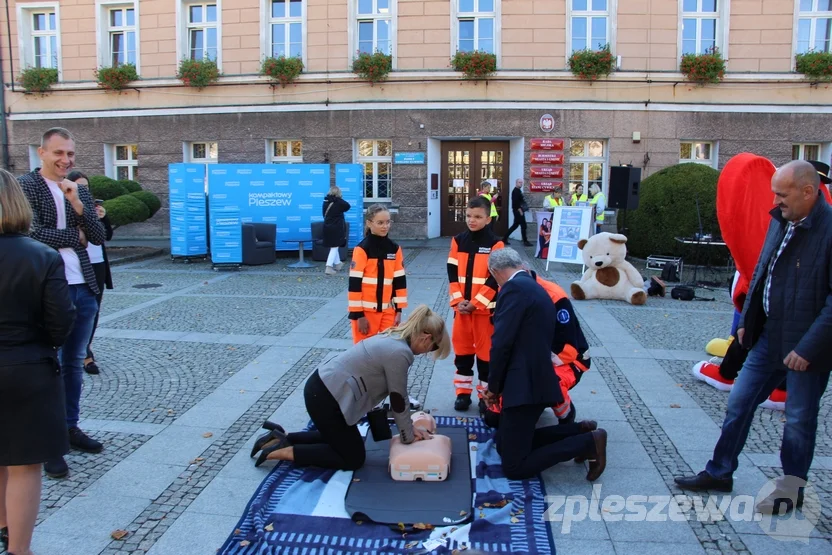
[67, 171, 113, 376]
[0, 169, 75, 555]
[322, 185, 351, 275]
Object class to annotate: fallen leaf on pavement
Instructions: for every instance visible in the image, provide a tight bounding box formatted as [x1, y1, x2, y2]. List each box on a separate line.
[510, 517, 520, 523]
[670, 404, 681, 408]
[234, 529, 241, 535]
[352, 478, 361, 482]
[459, 511, 467, 516]
[591, 390, 597, 394]
[468, 434, 477, 440]
[110, 530, 129, 541]
[413, 522, 434, 530]
[397, 522, 406, 531]
[264, 523, 274, 532]
[239, 540, 250, 546]
[202, 432, 213, 438]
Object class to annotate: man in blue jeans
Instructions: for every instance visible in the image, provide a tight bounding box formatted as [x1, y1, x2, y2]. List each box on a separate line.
[675, 160, 832, 515]
[19, 128, 106, 479]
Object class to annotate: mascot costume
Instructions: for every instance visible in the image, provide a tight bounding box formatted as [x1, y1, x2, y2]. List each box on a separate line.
[693, 156, 832, 410]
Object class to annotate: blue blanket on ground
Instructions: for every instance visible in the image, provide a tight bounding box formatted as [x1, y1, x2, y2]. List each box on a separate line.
[219, 416, 555, 554]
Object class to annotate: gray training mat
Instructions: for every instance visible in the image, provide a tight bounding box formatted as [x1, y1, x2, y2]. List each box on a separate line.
[345, 426, 473, 527]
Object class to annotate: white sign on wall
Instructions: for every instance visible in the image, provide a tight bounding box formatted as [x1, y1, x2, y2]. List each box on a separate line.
[547, 206, 594, 269]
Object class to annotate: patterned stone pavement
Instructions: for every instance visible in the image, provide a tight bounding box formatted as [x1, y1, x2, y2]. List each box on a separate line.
[13, 242, 831, 555]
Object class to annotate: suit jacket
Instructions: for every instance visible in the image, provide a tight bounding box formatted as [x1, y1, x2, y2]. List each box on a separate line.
[488, 271, 564, 408]
[18, 169, 106, 295]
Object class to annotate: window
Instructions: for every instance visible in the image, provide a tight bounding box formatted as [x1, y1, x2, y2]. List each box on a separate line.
[269, 0, 303, 59]
[28, 145, 40, 171]
[569, 0, 611, 54]
[568, 140, 606, 197]
[16, 3, 61, 72]
[792, 143, 822, 160]
[455, 0, 495, 54]
[680, 0, 726, 56]
[107, 6, 136, 66]
[177, 1, 222, 68]
[679, 141, 716, 166]
[357, 140, 392, 200]
[113, 144, 138, 180]
[270, 140, 303, 163]
[187, 142, 218, 163]
[355, 0, 392, 55]
[797, 0, 832, 54]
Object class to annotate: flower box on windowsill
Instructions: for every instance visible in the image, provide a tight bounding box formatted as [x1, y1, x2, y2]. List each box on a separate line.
[568, 45, 616, 81]
[795, 51, 832, 83]
[18, 66, 59, 94]
[177, 59, 221, 89]
[95, 64, 139, 91]
[261, 56, 304, 87]
[352, 51, 393, 84]
[680, 47, 726, 85]
[450, 50, 497, 80]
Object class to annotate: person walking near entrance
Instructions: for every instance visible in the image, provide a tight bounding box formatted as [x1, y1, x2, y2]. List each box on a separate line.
[348, 205, 408, 343]
[589, 183, 606, 234]
[18, 128, 106, 480]
[478, 182, 499, 231]
[322, 185, 351, 275]
[503, 178, 532, 247]
[570, 184, 588, 205]
[0, 169, 76, 555]
[674, 161, 832, 516]
[448, 196, 504, 412]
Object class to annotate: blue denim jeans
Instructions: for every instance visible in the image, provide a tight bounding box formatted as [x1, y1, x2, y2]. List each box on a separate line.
[59, 284, 99, 428]
[706, 328, 830, 481]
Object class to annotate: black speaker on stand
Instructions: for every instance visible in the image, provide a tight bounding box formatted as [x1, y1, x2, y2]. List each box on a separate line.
[608, 166, 641, 235]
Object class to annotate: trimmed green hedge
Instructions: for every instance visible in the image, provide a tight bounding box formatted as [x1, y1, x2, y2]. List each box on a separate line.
[88, 175, 128, 200]
[117, 179, 143, 193]
[102, 195, 150, 228]
[130, 190, 161, 217]
[623, 163, 720, 259]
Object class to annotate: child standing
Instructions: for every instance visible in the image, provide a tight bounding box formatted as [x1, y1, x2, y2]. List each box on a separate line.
[447, 196, 504, 411]
[348, 205, 408, 344]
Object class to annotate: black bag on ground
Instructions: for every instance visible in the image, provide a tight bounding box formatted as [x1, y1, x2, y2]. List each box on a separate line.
[661, 261, 678, 282]
[671, 285, 695, 301]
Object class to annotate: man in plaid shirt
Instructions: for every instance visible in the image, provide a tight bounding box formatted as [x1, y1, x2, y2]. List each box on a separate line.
[19, 128, 106, 479]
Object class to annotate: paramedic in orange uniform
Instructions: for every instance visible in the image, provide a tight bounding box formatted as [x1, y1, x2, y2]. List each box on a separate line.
[448, 196, 504, 411]
[348, 205, 408, 343]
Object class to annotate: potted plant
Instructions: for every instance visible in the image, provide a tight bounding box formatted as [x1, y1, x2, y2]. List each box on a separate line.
[680, 46, 726, 85]
[795, 51, 832, 82]
[18, 66, 59, 94]
[176, 58, 221, 89]
[95, 63, 139, 91]
[568, 45, 615, 81]
[450, 50, 497, 80]
[260, 55, 304, 87]
[352, 51, 393, 83]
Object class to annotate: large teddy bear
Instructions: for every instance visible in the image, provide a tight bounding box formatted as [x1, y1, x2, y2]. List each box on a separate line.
[570, 232, 646, 305]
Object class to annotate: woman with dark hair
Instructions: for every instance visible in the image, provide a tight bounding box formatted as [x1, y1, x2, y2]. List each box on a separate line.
[0, 168, 75, 555]
[67, 170, 113, 375]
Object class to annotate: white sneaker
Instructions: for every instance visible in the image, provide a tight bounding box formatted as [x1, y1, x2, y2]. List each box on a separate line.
[334, 263, 344, 271]
[325, 266, 336, 275]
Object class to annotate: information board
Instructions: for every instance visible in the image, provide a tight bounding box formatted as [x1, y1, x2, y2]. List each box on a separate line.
[547, 206, 594, 268]
[168, 164, 207, 258]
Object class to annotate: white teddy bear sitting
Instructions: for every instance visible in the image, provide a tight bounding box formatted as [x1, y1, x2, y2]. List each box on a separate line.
[570, 232, 647, 305]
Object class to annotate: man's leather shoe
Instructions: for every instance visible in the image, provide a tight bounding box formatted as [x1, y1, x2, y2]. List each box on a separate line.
[674, 470, 733, 492]
[573, 421, 598, 463]
[44, 457, 69, 479]
[756, 489, 804, 515]
[454, 394, 472, 411]
[69, 427, 103, 453]
[586, 429, 607, 481]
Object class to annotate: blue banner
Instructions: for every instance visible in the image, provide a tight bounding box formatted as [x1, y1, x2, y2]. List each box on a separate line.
[206, 164, 364, 262]
[393, 152, 425, 164]
[169, 164, 207, 257]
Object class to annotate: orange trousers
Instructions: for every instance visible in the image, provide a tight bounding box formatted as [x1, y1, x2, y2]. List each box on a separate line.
[552, 363, 580, 419]
[452, 311, 493, 396]
[351, 309, 396, 344]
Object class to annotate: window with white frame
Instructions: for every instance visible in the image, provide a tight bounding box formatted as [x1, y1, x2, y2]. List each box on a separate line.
[182, 2, 219, 61]
[679, 141, 716, 166]
[269, 0, 303, 59]
[680, 0, 722, 55]
[188, 142, 218, 163]
[792, 143, 822, 160]
[456, 0, 495, 53]
[356, 0, 392, 55]
[28, 145, 40, 171]
[106, 5, 137, 67]
[17, 4, 60, 70]
[797, 0, 832, 54]
[270, 140, 303, 163]
[569, 0, 611, 53]
[568, 140, 606, 197]
[112, 144, 138, 180]
[357, 140, 392, 200]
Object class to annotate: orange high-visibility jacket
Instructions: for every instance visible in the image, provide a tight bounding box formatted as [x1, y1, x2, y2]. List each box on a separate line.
[348, 234, 407, 319]
[447, 229, 503, 313]
[533, 272, 588, 367]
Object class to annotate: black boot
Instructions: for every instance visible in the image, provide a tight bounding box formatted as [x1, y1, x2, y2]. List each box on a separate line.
[454, 393, 472, 411]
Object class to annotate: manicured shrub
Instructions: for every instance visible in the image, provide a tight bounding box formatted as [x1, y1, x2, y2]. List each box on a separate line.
[88, 175, 128, 200]
[117, 179, 142, 193]
[130, 190, 161, 217]
[101, 195, 150, 228]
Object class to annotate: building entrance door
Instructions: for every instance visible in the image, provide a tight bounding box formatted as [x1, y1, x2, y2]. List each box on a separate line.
[440, 141, 510, 237]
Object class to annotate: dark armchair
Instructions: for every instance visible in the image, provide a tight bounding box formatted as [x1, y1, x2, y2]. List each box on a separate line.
[242, 223, 276, 265]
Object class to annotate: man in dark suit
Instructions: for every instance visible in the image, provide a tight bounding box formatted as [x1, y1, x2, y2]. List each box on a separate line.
[484, 248, 607, 480]
[503, 178, 533, 247]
